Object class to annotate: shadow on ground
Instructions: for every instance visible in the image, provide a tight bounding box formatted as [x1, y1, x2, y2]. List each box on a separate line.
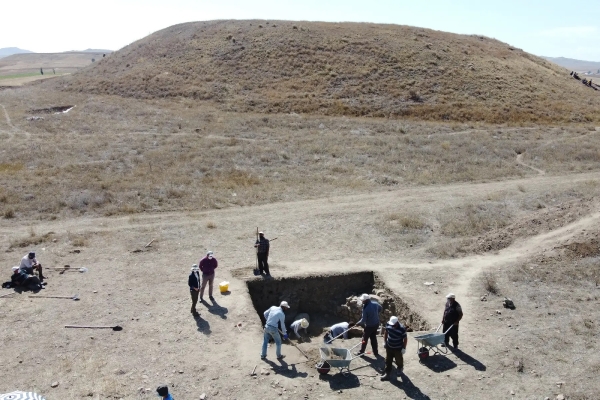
[391, 372, 432, 400]
[204, 298, 228, 319]
[194, 314, 211, 335]
[453, 349, 486, 371]
[262, 358, 308, 379]
[419, 354, 457, 372]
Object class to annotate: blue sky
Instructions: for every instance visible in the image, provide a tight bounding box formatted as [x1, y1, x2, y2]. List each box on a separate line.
[2, 0, 599, 60]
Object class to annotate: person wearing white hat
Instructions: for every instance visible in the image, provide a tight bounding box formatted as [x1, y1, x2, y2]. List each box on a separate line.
[442, 293, 463, 349]
[289, 313, 310, 338]
[199, 251, 218, 302]
[188, 265, 201, 316]
[261, 301, 290, 360]
[355, 293, 383, 357]
[380, 316, 407, 381]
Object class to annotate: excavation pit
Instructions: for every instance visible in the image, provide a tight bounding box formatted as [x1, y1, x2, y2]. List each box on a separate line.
[246, 271, 428, 337]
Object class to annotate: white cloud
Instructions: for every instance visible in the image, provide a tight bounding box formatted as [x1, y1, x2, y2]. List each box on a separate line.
[537, 26, 598, 38]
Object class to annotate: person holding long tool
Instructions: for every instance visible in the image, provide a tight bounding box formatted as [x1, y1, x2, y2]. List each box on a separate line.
[442, 293, 463, 349]
[261, 301, 290, 360]
[254, 231, 270, 277]
[355, 293, 382, 357]
[324, 322, 350, 343]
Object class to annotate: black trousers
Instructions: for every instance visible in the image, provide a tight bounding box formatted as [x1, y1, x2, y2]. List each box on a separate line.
[360, 325, 379, 355]
[257, 253, 270, 275]
[384, 346, 404, 373]
[443, 323, 459, 346]
[190, 290, 199, 313]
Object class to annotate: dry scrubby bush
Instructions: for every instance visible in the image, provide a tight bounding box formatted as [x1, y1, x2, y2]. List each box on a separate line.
[482, 272, 500, 294]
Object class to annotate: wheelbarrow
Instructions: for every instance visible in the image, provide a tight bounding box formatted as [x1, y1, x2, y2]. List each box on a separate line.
[413, 324, 453, 361]
[316, 342, 362, 376]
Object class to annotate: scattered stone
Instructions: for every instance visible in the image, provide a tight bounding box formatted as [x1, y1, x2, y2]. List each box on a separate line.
[556, 395, 565, 400]
[503, 298, 515, 309]
[496, 310, 502, 315]
[480, 295, 488, 301]
[51, 382, 59, 388]
[200, 394, 206, 400]
[178, 370, 184, 374]
[260, 368, 270, 376]
[556, 382, 563, 388]
[424, 282, 434, 286]
[510, 390, 515, 395]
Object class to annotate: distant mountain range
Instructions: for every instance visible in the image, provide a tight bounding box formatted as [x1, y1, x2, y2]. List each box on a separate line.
[543, 57, 600, 73]
[0, 47, 34, 58]
[0, 47, 113, 59]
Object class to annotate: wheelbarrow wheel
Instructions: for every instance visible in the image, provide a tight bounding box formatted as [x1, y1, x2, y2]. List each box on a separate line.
[316, 361, 331, 375]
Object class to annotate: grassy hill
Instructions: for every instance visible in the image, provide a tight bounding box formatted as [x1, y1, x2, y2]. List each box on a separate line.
[56, 20, 600, 123]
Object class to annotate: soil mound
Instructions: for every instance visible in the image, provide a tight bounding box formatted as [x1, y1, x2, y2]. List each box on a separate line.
[55, 20, 600, 123]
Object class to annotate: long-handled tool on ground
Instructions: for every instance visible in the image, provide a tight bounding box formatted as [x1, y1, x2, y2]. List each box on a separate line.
[0, 292, 16, 299]
[29, 294, 79, 301]
[47, 266, 88, 274]
[254, 227, 260, 276]
[65, 325, 123, 331]
[279, 329, 309, 359]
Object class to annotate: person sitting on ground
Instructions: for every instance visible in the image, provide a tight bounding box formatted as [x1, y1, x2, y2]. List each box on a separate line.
[19, 251, 45, 282]
[289, 313, 310, 338]
[11, 266, 43, 290]
[380, 316, 407, 381]
[156, 385, 173, 400]
[324, 321, 350, 343]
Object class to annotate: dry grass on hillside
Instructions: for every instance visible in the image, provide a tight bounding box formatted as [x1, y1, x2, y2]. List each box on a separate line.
[2, 88, 600, 223]
[54, 20, 600, 124]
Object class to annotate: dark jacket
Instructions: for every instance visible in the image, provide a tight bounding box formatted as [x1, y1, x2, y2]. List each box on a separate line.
[188, 271, 200, 292]
[199, 257, 218, 275]
[443, 300, 463, 325]
[357, 300, 382, 327]
[255, 237, 270, 254]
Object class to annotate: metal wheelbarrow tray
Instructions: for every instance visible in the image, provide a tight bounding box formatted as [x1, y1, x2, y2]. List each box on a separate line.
[413, 332, 449, 357]
[318, 347, 356, 375]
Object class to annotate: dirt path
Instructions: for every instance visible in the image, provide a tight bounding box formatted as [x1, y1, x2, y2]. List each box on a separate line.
[516, 153, 545, 175]
[1, 169, 599, 399]
[0, 103, 30, 139]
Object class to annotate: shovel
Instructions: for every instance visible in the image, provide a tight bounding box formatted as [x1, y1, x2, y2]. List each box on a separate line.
[30, 294, 80, 301]
[279, 329, 309, 359]
[65, 324, 123, 331]
[0, 292, 16, 299]
[49, 266, 88, 273]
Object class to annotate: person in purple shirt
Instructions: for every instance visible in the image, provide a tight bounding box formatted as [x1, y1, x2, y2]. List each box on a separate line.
[199, 251, 218, 302]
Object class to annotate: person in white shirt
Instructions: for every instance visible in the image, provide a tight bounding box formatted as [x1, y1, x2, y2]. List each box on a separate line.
[19, 251, 45, 282]
[261, 301, 290, 360]
[289, 313, 310, 338]
[324, 322, 350, 343]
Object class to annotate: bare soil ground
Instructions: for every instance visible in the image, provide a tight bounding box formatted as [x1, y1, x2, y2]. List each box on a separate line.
[0, 52, 105, 86]
[0, 85, 599, 399]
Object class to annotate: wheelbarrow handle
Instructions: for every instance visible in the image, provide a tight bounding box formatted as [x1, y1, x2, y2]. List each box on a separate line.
[435, 323, 442, 333]
[443, 325, 454, 334]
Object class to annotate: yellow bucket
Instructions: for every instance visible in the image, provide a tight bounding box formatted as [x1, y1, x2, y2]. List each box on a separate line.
[219, 281, 230, 293]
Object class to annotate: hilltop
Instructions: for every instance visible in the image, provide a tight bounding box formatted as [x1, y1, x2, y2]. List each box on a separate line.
[0, 47, 33, 58]
[56, 20, 600, 123]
